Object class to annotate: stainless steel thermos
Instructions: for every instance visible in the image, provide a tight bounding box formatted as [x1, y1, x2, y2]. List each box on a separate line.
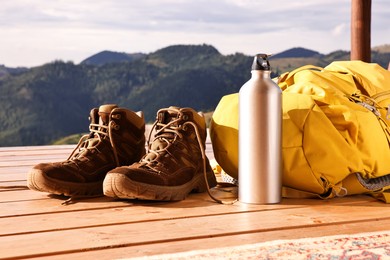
[238, 54, 282, 204]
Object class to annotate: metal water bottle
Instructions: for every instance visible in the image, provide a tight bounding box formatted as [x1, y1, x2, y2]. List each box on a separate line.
[238, 54, 282, 204]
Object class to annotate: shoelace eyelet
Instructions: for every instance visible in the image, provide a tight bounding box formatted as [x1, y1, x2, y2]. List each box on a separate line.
[112, 114, 121, 119]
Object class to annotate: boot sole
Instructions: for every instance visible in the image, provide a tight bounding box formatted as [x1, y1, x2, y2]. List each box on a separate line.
[103, 172, 212, 201]
[27, 169, 103, 197]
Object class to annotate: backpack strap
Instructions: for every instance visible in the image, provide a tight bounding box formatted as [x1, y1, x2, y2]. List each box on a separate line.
[277, 65, 324, 89]
[347, 93, 390, 146]
[341, 172, 390, 203]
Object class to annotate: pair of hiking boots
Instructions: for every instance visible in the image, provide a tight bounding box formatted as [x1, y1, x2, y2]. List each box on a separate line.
[27, 104, 217, 201]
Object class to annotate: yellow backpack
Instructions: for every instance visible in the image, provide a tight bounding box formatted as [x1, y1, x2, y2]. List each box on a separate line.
[210, 61, 390, 202]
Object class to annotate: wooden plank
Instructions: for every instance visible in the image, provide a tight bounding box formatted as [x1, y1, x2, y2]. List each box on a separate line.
[0, 143, 215, 184]
[0, 172, 30, 182]
[0, 148, 74, 157]
[0, 193, 136, 217]
[0, 186, 28, 193]
[0, 145, 73, 152]
[0, 150, 72, 162]
[0, 199, 303, 236]
[0, 180, 28, 194]
[1, 144, 388, 260]
[0, 195, 380, 237]
[0, 143, 213, 165]
[0, 187, 379, 248]
[0, 143, 211, 154]
[0, 180, 26, 186]
[0, 200, 389, 259]
[0, 158, 69, 167]
[0, 185, 383, 218]
[0, 187, 241, 217]
[0, 188, 50, 203]
[32, 219, 390, 260]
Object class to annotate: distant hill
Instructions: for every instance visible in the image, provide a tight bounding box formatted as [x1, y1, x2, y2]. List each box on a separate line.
[373, 44, 390, 53]
[271, 47, 323, 59]
[0, 44, 251, 146]
[0, 65, 28, 78]
[0, 65, 7, 78]
[80, 50, 146, 66]
[0, 44, 389, 146]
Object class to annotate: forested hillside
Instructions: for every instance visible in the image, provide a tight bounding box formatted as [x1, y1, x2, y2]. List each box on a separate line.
[0, 44, 389, 146]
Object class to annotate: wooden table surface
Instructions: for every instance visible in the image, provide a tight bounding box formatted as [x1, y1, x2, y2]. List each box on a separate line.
[1, 143, 390, 259]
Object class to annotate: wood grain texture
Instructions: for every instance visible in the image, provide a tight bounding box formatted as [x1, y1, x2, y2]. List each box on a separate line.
[0, 144, 389, 259]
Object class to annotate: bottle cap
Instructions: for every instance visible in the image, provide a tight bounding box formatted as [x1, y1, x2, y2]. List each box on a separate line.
[251, 54, 271, 71]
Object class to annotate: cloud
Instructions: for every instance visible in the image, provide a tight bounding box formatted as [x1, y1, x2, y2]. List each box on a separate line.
[332, 23, 347, 36]
[0, 0, 349, 33]
[0, 0, 389, 67]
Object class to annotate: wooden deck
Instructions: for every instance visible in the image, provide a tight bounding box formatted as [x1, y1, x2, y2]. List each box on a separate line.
[1, 143, 390, 259]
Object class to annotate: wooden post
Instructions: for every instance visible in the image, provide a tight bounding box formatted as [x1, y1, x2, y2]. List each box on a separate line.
[351, 0, 371, 62]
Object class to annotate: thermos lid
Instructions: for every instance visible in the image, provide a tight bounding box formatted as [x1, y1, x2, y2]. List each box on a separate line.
[251, 54, 271, 71]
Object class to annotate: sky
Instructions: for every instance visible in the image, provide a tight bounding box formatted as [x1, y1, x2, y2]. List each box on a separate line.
[1, 0, 389, 68]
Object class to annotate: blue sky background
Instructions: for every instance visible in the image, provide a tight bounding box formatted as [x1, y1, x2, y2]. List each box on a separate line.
[1, 0, 389, 67]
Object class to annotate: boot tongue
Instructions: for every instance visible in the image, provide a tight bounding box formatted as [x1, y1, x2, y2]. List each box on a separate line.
[98, 104, 118, 125]
[159, 106, 181, 125]
[87, 104, 118, 149]
[144, 107, 181, 162]
[71, 104, 119, 159]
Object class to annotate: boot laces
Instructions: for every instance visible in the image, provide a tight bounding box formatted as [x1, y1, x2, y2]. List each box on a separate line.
[67, 121, 120, 166]
[142, 109, 236, 205]
[141, 117, 182, 165]
[61, 120, 122, 206]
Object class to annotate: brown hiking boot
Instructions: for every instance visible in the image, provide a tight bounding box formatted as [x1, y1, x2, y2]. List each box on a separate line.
[103, 106, 217, 201]
[27, 104, 146, 197]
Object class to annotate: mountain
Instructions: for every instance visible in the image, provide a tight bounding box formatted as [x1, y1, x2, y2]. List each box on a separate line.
[0, 61, 93, 146]
[89, 44, 252, 122]
[271, 47, 322, 59]
[0, 65, 7, 78]
[0, 65, 28, 79]
[373, 44, 390, 53]
[0, 44, 389, 146]
[0, 44, 252, 146]
[80, 50, 146, 66]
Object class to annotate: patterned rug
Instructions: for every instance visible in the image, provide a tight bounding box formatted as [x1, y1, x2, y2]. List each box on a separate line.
[129, 230, 390, 259]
